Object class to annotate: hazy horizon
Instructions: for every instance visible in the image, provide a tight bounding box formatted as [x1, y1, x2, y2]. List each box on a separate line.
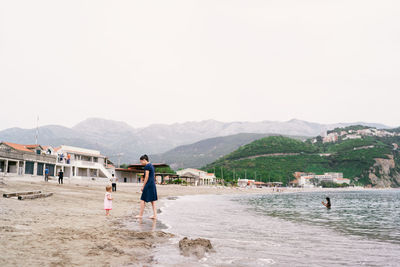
[0, 116, 396, 132]
[1, 1, 399, 130]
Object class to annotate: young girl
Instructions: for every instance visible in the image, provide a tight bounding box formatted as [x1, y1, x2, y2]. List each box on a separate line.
[136, 155, 158, 219]
[104, 185, 113, 216]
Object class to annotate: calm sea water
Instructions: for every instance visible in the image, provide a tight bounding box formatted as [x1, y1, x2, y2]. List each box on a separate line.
[154, 190, 400, 266]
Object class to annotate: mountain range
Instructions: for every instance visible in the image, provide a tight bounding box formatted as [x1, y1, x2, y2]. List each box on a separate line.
[0, 117, 392, 164]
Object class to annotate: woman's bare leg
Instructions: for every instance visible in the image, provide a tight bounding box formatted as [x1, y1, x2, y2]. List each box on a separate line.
[150, 201, 157, 219]
[136, 200, 145, 218]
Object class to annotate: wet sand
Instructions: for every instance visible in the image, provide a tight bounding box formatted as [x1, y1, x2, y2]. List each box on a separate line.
[0, 176, 369, 266]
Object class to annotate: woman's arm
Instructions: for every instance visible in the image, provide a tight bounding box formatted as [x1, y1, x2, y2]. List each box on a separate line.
[142, 170, 149, 191]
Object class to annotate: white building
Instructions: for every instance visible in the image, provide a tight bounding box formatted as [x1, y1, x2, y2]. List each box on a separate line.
[324, 172, 343, 179]
[55, 145, 112, 179]
[237, 179, 256, 188]
[298, 176, 316, 188]
[115, 168, 141, 183]
[333, 178, 351, 184]
[176, 168, 215, 185]
[343, 134, 362, 140]
[297, 172, 349, 187]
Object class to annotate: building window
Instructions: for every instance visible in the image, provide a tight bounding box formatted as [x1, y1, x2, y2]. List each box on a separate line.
[25, 161, 34, 175]
[37, 163, 44, 175]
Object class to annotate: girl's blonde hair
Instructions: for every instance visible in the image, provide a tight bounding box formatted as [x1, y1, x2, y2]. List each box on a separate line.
[106, 185, 112, 192]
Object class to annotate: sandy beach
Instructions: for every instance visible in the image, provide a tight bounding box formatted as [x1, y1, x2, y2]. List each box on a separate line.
[0, 176, 372, 266]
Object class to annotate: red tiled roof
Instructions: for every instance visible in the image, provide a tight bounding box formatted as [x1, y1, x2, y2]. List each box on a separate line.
[25, 144, 41, 149]
[3, 142, 35, 153]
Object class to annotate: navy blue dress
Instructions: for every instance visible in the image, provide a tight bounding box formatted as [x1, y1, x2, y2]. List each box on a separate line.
[140, 163, 158, 202]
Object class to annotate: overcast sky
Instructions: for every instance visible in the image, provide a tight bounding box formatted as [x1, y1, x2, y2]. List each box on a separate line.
[0, 0, 399, 130]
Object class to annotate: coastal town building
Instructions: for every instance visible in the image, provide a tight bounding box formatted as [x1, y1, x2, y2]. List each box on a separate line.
[237, 179, 254, 187]
[115, 167, 142, 183]
[176, 168, 216, 186]
[343, 134, 362, 140]
[293, 172, 350, 188]
[323, 133, 339, 143]
[0, 141, 115, 180]
[55, 145, 113, 179]
[0, 142, 57, 177]
[313, 127, 400, 144]
[115, 163, 171, 184]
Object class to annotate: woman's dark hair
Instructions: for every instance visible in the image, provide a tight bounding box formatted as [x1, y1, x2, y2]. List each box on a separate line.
[326, 197, 331, 203]
[140, 154, 149, 161]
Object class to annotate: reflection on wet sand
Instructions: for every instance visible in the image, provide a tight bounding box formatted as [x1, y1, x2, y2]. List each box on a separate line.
[137, 217, 157, 232]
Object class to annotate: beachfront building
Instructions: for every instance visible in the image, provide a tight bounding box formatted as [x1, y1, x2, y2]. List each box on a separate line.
[115, 163, 172, 184]
[334, 177, 351, 184]
[237, 179, 256, 188]
[55, 145, 112, 179]
[294, 172, 350, 187]
[298, 175, 318, 188]
[176, 168, 216, 186]
[0, 142, 57, 177]
[115, 167, 142, 183]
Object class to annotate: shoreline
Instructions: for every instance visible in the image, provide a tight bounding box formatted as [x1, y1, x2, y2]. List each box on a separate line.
[0, 176, 396, 266]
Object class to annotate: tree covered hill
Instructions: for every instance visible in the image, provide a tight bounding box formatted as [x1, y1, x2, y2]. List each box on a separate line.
[150, 133, 288, 169]
[203, 134, 400, 187]
[222, 136, 319, 161]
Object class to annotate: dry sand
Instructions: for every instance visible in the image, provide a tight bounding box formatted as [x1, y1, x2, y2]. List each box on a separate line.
[0, 176, 368, 266]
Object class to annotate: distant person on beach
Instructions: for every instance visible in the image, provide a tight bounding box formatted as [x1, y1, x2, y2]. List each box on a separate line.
[45, 168, 49, 182]
[104, 185, 113, 216]
[322, 197, 331, 209]
[110, 174, 117, 192]
[136, 155, 158, 219]
[58, 169, 64, 184]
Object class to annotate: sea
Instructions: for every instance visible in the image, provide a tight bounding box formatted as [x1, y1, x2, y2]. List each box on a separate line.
[151, 190, 400, 266]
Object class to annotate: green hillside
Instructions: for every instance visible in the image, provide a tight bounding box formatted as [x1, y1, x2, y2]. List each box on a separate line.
[204, 134, 400, 187]
[150, 133, 306, 169]
[223, 136, 318, 160]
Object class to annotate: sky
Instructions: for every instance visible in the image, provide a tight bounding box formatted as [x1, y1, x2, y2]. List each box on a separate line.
[0, 0, 399, 130]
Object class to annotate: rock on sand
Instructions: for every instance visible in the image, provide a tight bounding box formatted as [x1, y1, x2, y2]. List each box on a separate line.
[179, 237, 214, 258]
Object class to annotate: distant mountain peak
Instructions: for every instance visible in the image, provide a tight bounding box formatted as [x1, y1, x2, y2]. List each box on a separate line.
[73, 117, 135, 133]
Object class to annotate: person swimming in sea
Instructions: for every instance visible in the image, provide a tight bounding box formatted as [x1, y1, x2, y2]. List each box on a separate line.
[322, 197, 331, 209]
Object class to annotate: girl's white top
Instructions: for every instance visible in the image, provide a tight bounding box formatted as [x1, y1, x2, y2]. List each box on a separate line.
[104, 192, 112, 210]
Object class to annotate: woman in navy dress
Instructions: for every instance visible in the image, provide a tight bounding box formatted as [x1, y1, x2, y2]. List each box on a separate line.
[136, 155, 158, 219]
